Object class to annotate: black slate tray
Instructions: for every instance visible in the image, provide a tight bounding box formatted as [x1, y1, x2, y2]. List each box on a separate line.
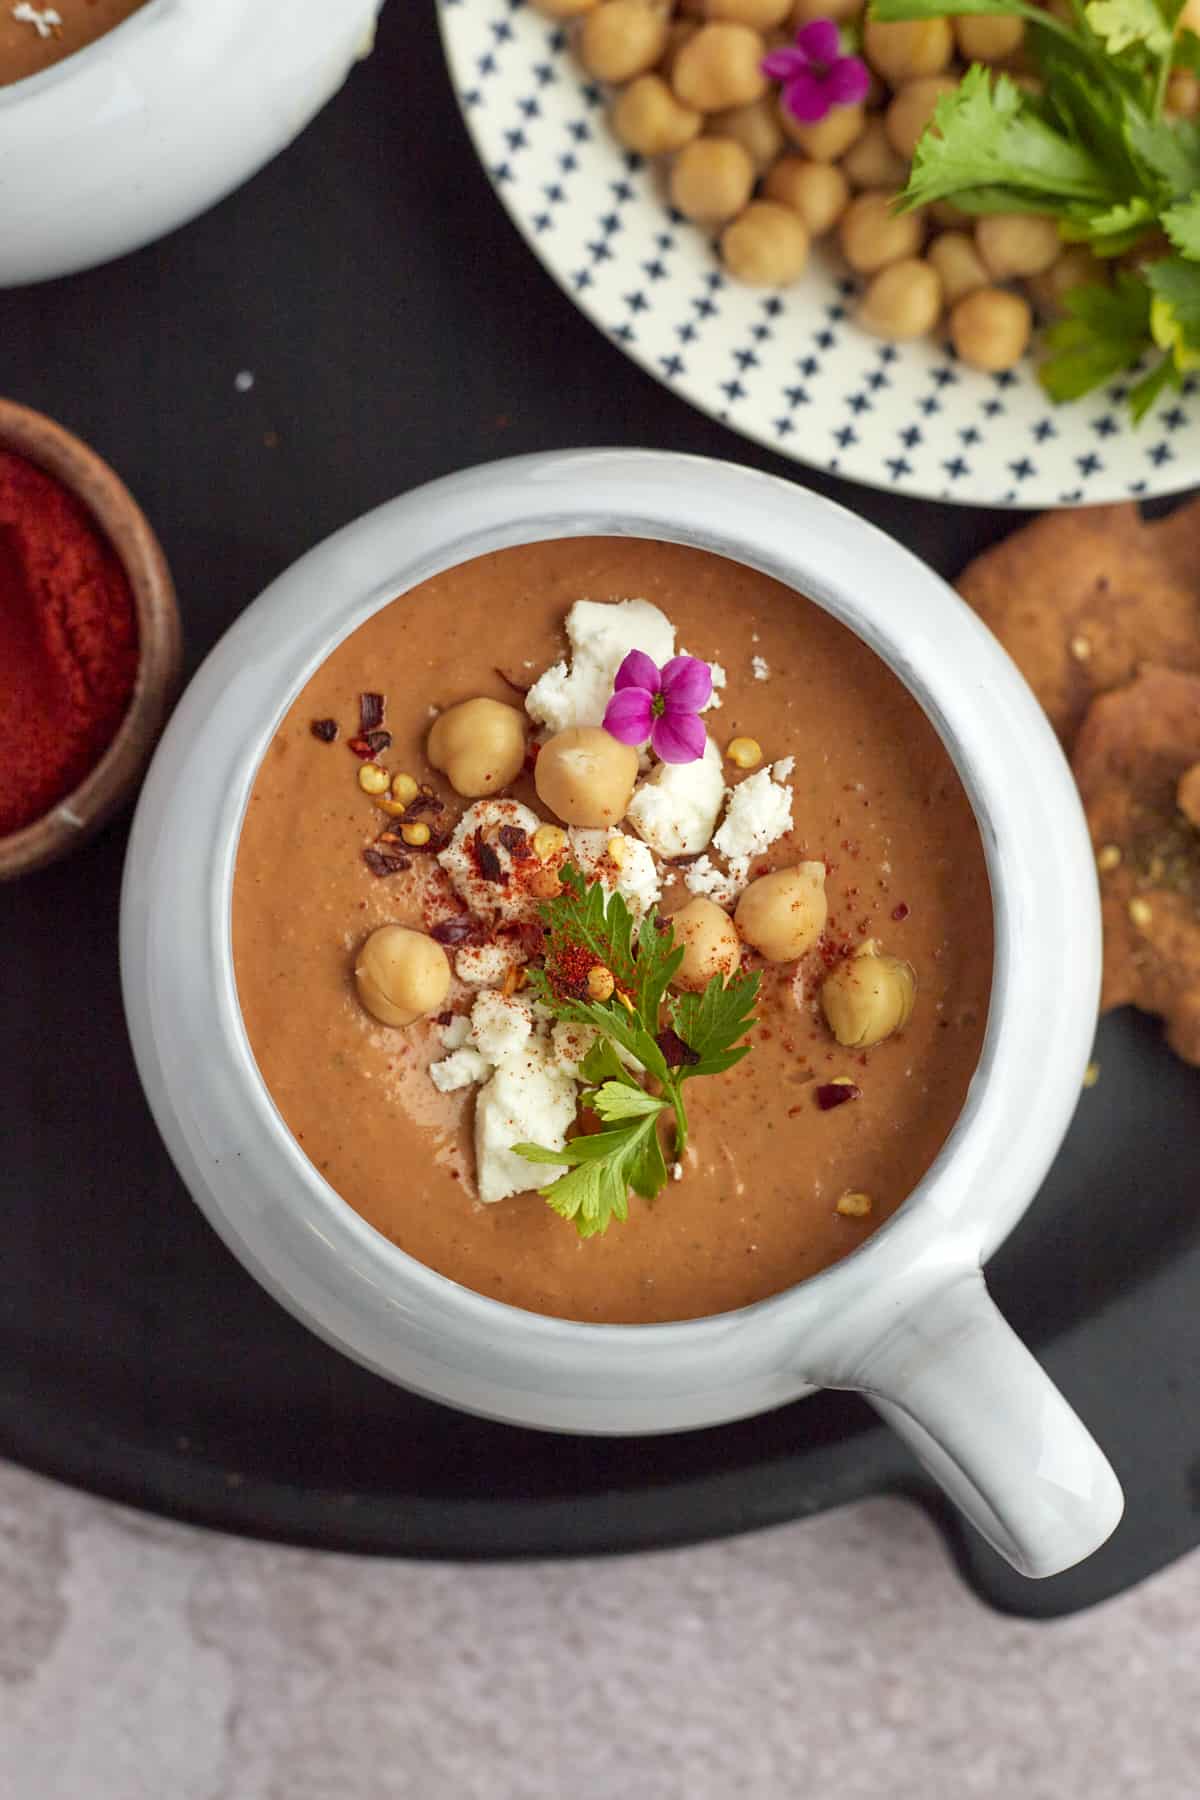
[1, 4, 1198, 1621]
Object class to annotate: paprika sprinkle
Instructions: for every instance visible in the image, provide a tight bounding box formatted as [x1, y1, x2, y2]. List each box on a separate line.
[0, 449, 139, 839]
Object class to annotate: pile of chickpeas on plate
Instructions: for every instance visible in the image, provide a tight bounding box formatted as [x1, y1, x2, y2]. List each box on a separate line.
[527, 0, 1143, 373]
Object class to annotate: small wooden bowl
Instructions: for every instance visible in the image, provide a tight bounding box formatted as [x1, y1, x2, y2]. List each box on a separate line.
[0, 398, 181, 881]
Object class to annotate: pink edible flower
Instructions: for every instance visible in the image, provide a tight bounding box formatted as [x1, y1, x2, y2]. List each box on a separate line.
[762, 20, 870, 125]
[602, 650, 711, 765]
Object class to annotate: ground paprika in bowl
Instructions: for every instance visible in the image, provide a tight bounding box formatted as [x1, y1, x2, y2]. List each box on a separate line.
[0, 398, 180, 880]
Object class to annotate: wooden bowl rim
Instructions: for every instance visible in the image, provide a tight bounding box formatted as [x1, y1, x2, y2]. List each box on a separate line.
[0, 397, 182, 881]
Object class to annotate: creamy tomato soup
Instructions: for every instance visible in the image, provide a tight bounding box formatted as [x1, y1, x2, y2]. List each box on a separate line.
[233, 539, 992, 1325]
[0, 0, 147, 85]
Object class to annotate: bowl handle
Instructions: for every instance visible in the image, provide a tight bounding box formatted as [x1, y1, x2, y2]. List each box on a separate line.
[838, 1267, 1124, 1578]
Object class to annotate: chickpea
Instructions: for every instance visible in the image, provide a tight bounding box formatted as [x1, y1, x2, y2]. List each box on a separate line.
[949, 286, 1033, 372]
[659, 18, 700, 79]
[611, 75, 702, 155]
[671, 897, 743, 992]
[1167, 68, 1200, 119]
[534, 726, 639, 828]
[735, 864, 827, 962]
[355, 927, 451, 1029]
[698, 0, 792, 23]
[954, 14, 1024, 60]
[863, 18, 954, 85]
[427, 697, 526, 799]
[578, 1, 670, 83]
[838, 189, 925, 274]
[840, 118, 909, 191]
[820, 942, 915, 1048]
[885, 75, 957, 159]
[1027, 244, 1108, 316]
[721, 200, 810, 284]
[975, 212, 1060, 280]
[926, 231, 988, 305]
[763, 156, 849, 235]
[780, 100, 866, 160]
[858, 258, 943, 339]
[671, 23, 769, 112]
[708, 97, 785, 170]
[670, 137, 756, 223]
[530, 0, 597, 15]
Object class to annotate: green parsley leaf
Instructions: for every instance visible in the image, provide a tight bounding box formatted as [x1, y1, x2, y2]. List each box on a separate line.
[1060, 194, 1158, 252]
[1162, 192, 1200, 255]
[1127, 351, 1183, 420]
[1085, 0, 1173, 58]
[516, 872, 759, 1235]
[1038, 270, 1154, 402]
[1147, 253, 1200, 363]
[516, 1089, 668, 1235]
[1123, 108, 1200, 199]
[899, 68, 1116, 213]
[1174, 27, 1200, 72]
[669, 969, 761, 1084]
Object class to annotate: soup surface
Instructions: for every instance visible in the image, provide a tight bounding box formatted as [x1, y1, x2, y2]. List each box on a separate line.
[1, 0, 147, 86]
[234, 539, 992, 1324]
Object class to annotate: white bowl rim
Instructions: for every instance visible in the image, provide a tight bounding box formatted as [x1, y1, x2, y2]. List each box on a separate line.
[122, 448, 1101, 1381]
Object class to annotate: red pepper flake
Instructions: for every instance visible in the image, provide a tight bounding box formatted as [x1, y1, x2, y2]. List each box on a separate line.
[657, 1028, 700, 1069]
[510, 918, 547, 960]
[816, 1081, 861, 1111]
[364, 845, 411, 877]
[474, 827, 505, 884]
[363, 729, 392, 757]
[891, 902, 910, 921]
[546, 940, 599, 1001]
[310, 718, 338, 743]
[431, 914, 486, 946]
[359, 692, 386, 734]
[403, 788, 446, 821]
[347, 735, 374, 760]
[498, 824, 531, 857]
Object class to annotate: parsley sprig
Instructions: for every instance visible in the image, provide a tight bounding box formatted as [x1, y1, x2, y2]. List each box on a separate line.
[515, 868, 760, 1238]
[869, 0, 1200, 416]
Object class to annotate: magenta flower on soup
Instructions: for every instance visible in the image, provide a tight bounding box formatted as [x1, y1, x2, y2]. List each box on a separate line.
[762, 20, 870, 125]
[603, 650, 712, 764]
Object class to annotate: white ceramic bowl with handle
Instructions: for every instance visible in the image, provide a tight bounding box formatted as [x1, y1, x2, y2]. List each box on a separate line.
[121, 449, 1124, 1579]
[1, 0, 385, 288]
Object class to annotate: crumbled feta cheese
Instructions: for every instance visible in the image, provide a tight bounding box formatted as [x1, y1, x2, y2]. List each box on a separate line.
[713, 766, 794, 862]
[772, 756, 794, 782]
[752, 655, 770, 681]
[429, 1048, 493, 1093]
[683, 854, 749, 908]
[568, 827, 662, 919]
[469, 990, 535, 1062]
[626, 735, 725, 857]
[474, 1042, 578, 1204]
[671, 1161, 684, 1182]
[438, 799, 542, 922]
[525, 599, 675, 734]
[455, 939, 526, 987]
[439, 1014, 471, 1050]
[551, 1020, 600, 1078]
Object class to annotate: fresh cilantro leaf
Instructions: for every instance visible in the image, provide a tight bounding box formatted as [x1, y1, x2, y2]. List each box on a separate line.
[1123, 107, 1200, 199]
[669, 969, 761, 1084]
[1147, 255, 1200, 365]
[1127, 351, 1182, 419]
[1085, 0, 1173, 57]
[1061, 195, 1158, 249]
[1039, 270, 1153, 401]
[1162, 192, 1200, 256]
[633, 909, 685, 1024]
[900, 68, 1116, 213]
